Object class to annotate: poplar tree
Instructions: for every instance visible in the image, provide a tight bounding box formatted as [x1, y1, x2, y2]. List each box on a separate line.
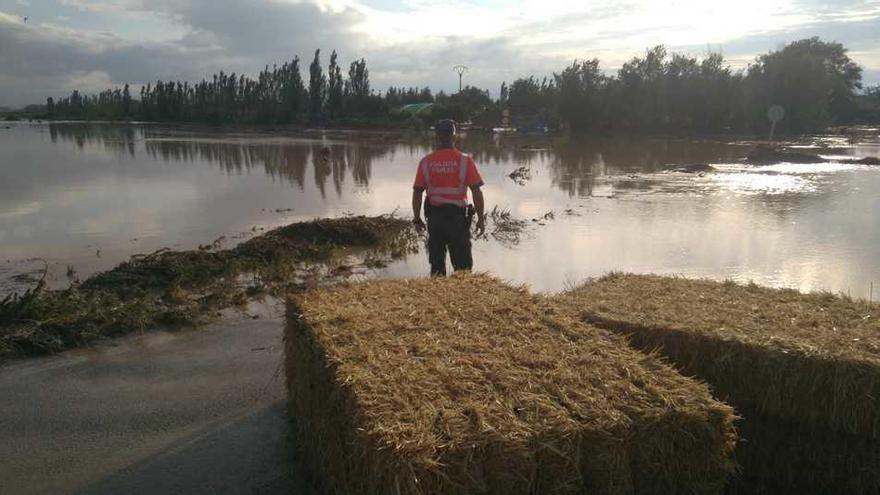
[308, 49, 326, 120]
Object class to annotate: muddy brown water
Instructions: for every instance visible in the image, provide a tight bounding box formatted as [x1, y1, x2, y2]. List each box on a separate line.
[2, 122, 879, 297]
[2, 122, 880, 493]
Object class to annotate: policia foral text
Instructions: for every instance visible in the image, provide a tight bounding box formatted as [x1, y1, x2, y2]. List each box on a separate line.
[412, 120, 486, 276]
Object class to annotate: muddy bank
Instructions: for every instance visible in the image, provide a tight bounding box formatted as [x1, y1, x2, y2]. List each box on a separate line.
[0, 215, 416, 360]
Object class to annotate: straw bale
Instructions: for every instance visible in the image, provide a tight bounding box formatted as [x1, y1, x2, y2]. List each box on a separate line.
[555, 273, 880, 437]
[726, 408, 880, 495]
[285, 274, 736, 494]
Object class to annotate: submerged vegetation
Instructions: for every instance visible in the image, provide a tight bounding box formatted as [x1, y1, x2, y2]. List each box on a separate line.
[482, 206, 530, 246]
[0, 216, 416, 360]
[40, 38, 878, 135]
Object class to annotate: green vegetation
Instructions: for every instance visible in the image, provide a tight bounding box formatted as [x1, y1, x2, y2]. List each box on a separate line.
[41, 37, 877, 135]
[482, 206, 529, 245]
[0, 216, 416, 360]
[0, 105, 43, 122]
[520, 39, 867, 134]
[857, 85, 880, 122]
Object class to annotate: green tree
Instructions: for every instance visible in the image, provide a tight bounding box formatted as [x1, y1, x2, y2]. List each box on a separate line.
[279, 58, 306, 123]
[121, 84, 132, 116]
[553, 59, 605, 131]
[612, 45, 667, 132]
[696, 52, 738, 131]
[308, 49, 326, 121]
[744, 37, 863, 133]
[344, 58, 374, 116]
[346, 58, 370, 99]
[327, 50, 344, 118]
[506, 77, 557, 129]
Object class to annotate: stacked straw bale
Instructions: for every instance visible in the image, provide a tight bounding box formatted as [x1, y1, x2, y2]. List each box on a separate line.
[285, 274, 737, 494]
[555, 273, 880, 492]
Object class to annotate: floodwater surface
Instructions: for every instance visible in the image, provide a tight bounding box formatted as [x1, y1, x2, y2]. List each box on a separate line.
[1, 122, 879, 297]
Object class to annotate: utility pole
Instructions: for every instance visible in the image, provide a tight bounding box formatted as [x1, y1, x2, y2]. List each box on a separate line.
[453, 65, 469, 93]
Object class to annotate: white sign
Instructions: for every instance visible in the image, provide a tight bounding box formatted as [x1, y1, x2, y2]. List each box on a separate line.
[767, 105, 785, 123]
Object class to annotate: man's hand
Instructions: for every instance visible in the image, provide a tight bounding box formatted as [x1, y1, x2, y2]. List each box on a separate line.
[475, 216, 486, 237]
[413, 217, 426, 234]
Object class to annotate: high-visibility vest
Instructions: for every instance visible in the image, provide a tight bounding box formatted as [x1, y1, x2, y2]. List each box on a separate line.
[419, 152, 470, 208]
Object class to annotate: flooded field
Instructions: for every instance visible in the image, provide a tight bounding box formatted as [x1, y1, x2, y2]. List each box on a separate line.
[1, 122, 879, 297]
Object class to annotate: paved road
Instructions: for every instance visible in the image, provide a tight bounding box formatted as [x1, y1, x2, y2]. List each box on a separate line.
[0, 302, 313, 495]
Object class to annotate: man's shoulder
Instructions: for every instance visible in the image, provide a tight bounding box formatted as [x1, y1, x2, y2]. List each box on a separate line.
[422, 148, 466, 161]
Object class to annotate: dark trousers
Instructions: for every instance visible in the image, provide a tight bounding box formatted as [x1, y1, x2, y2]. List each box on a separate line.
[426, 204, 473, 276]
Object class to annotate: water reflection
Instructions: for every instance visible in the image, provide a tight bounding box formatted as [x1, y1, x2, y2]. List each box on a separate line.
[48, 124, 392, 196]
[49, 123, 137, 157]
[38, 125, 758, 200]
[2, 123, 879, 298]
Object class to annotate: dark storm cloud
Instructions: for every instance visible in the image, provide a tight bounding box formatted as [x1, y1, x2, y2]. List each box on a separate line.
[0, 21, 195, 79]
[0, 0, 366, 106]
[150, 0, 364, 61]
[1, 0, 879, 106]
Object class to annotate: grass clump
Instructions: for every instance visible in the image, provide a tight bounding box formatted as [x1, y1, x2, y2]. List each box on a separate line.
[483, 206, 529, 246]
[0, 215, 415, 360]
[285, 273, 737, 494]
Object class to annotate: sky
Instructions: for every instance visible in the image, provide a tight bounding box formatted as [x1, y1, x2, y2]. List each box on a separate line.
[0, 0, 879, 107]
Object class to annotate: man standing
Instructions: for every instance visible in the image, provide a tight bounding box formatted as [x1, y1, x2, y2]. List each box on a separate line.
[412, 119, 486, 276]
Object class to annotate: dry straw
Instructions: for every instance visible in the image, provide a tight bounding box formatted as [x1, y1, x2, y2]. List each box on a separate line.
[728, 407, 880, 494]
[555, 273, 880, 438]
[285, 273, 736, 494]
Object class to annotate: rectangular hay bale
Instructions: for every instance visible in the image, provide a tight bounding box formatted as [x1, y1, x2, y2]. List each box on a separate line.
[285, 274, 736, 494]
[727, 408, 880, 494]
[555, 273, 880, 437]
[555, 273, 880, 493]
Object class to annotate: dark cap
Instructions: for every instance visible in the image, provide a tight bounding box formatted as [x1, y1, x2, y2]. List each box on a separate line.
[435, 119, 456, 136]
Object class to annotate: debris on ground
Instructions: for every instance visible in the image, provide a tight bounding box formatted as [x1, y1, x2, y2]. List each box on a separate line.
[482, 206, 529, 246]
[0, 215, 417, 359]
[507, 166, 532, 185]
[673, 163, 715, 173]
[532, 210, 555, 225]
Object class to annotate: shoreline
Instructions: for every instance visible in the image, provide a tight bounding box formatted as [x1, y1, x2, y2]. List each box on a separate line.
[8, 118, 879, 142]
[0, 215, 417, 362]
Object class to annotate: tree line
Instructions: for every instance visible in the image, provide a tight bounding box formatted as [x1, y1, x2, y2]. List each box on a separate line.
[44, 37, 880, 135]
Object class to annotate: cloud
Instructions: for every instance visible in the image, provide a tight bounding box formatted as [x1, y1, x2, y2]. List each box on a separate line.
[57, 0, 144, 12]
[0, 15, 204, 103]
[364, 35, 565, 94]
[0, 0, 367, 106]
[670, 14, 880, 80]
[0, 0, 879, 106]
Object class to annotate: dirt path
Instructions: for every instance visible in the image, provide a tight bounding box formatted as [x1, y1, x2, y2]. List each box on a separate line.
[0, 301, 312, 495]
